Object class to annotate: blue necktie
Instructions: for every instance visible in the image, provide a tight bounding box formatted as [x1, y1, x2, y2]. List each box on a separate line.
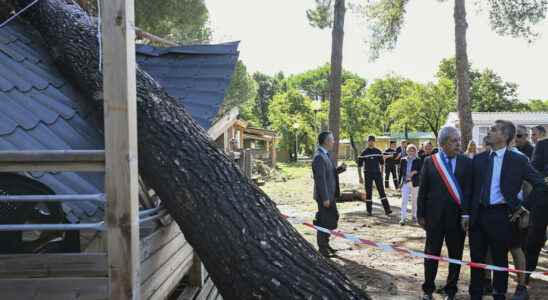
[481, 152, 496, 205]
[442, 153, 454, 175]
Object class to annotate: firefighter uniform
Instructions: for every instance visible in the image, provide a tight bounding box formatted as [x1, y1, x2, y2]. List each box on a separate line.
[384, 147, 398, 189]
[358, 146, 392, 216]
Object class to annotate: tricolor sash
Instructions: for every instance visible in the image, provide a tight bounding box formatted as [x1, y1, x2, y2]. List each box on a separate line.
[431, 153, 463, 207]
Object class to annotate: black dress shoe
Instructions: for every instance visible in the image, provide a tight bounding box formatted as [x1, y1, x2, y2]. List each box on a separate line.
[327, 245, 338, 254]
[512, 285, 529, 300]
[319, 249, 332, 258]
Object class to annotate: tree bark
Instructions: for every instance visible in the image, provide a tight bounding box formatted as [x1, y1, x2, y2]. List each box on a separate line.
[328, 0, 345, 161]
[454, 0, 473, 149]
[17, 0, 369, 299]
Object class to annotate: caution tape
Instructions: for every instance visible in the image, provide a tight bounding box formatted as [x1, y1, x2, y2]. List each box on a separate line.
[282, 214, 548, 276]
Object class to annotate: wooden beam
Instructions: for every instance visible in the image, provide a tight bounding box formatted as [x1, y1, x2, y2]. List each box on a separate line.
[100, 0, 140, 299]
[0, 253, 107, 279]
[135, 27, 179, 47]
[207, 107, 239, 140]
[0, 277, 108, 300]
[0, 150, 105, 172]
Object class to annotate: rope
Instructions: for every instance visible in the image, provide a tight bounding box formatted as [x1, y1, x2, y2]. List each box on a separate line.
[0, 0, 41, 29]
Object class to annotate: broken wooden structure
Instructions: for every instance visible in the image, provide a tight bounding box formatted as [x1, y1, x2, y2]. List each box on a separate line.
[0, 0, 222, 298]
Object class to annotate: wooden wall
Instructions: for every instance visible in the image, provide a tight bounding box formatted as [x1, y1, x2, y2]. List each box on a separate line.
[0, 221, 197, 300]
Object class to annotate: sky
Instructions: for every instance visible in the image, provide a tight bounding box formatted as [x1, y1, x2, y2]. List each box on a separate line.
[205, 0, 548, 100]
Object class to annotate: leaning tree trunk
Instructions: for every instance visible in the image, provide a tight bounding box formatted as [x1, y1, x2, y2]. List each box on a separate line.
[454, 0, 473, 149]
[328, 0, 346, 161]
[17, 0, 369, 299]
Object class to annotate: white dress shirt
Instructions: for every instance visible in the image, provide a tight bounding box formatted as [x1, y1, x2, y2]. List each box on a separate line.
[489, 147, 507, 205]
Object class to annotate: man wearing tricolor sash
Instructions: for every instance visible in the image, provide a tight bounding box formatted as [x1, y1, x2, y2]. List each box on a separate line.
[417, 126, 473, 300]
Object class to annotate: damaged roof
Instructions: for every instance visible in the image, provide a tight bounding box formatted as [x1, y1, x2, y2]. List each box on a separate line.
[0, 22, 238, 223]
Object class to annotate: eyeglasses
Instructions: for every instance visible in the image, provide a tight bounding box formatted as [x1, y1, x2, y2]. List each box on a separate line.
[516, 134, 524, 138]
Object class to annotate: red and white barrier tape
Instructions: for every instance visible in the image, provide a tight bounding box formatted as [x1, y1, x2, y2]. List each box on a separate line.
[283, 214, 548, 276]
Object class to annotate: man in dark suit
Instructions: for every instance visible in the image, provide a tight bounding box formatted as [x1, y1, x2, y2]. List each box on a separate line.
[526, 125, 548, 279]
[515, 125, 534, 159]
[417, 126, 472, 300]
[384, 141, 399, 189]
[465, 120, 547, 300]
[312, 131, 346, 258]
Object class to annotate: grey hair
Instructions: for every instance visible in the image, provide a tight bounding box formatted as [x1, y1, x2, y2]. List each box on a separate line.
[516, 125, 528, 134]
[437, 126, 460, 146]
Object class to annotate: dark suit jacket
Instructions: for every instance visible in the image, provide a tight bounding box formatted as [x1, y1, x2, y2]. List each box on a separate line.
[532, 139, 548, 177]
[312, 148, 344, 229]
[417, 154, 472, 230]
[467, 149, 547, 227]
[399, 157, 423, 187]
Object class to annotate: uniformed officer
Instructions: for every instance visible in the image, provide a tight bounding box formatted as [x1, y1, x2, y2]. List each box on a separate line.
[384, 141, 399, 189]
[358, 136, 392, 216]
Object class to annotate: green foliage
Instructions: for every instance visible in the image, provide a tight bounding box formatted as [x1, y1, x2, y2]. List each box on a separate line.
[288, 64, 366, 101]
[73, 0, 211, 43]
[135, 0, 211, 43]
[389, 79, 456, 137]
[306, 0, 334, 29]
[527, 99, 548, 111]
[221, 61, 258, 122]
[250, 72, 285, 128]
[487, 0, 548, 41]
[364, 0, 409, 60]
[436, 58, 523, 112]
[365, 1, 548, 58]
[365, 74, 414, 133]
[268, 89, 316, 160]
[341, 79, 378, 144]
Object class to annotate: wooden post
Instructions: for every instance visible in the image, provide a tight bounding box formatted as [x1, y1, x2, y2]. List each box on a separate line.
[243, 149, 253, 178]
[188, 251, 205, 287]
[271, 138, 277, 168]
[101, 0, 140, 299]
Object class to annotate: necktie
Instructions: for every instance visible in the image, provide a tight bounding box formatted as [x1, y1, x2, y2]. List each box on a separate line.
[443, 155, 454, 175]
[481, 152, 496, 205]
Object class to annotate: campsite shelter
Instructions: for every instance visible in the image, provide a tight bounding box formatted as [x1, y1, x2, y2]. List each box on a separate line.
[0, 21, 237, 299]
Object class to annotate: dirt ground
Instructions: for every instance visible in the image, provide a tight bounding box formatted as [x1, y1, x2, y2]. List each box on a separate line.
[261, 162, 548, 299]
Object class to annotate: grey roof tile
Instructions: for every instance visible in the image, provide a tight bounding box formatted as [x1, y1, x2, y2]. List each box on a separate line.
[0, 23, 238, 223]
[136, 42, 239, 129]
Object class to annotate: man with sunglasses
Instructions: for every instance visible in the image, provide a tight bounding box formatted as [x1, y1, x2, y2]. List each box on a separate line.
[515, 125, 534, 160]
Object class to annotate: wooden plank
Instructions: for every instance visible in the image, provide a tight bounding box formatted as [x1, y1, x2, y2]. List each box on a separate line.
[100, 0, 140, 299]
[0, 150, 105, 172]
[195, 277, 214, 300]
[176, 287, 200, 300]
[0, 150, 105, 162]
[0, 253, 107, 279]
[0, 277, 108, 300]
[141, 234, 189, 283]
[188, 251, 205, 287]
[141, 243, 193, 300]
[207, 286, 219, 300]
[207, 107, 239, 140]
[140, 221, 183, 261]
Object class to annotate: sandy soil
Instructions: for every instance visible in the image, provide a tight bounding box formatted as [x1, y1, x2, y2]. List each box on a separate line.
[262, 163, 548, 299]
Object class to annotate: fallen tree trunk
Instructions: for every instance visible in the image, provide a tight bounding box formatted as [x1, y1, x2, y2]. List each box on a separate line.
[16, 0, 369, 298]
